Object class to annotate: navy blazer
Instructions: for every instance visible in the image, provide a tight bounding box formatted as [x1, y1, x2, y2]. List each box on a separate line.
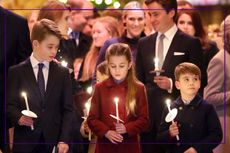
[157, 95, 223, 153]
[7, 59, 73, 152]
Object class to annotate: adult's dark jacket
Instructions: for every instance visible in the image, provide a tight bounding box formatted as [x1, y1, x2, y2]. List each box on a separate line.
[136, 29, 204, 141]
[0, 6, 32, 151]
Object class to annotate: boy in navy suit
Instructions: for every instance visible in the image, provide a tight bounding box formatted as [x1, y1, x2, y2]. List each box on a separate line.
[157, 62, 222, 153]
[7, 19, 73, 153]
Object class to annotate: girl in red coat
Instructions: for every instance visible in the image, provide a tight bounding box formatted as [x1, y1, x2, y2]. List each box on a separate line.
[87, 43, 149, 153]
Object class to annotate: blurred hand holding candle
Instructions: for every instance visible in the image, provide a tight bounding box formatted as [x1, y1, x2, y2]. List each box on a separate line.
[21, 91, 37, 130]
[165, 99, 179, 141]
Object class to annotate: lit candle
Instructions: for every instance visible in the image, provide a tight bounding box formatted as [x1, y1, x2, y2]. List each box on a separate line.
[114, 97, 119, 123]
[21, 91, 34, 130]
[165, 99, 171, 112]
[85, 102, 91, 117]
[154, 57, 159, 70]
[61, 60, 68, 67]
[165, 99, 179, 141]
[21, 92, 30, 111]
[86, 86, 93, 95]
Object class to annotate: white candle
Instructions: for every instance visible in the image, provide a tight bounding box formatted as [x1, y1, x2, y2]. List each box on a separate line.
[86, 86, 93, 95]
[165, 99, 179, 141]
[21, 92, 30, 111]
[85, 102, 91, 117]
[114, 97, 119, 123]
[165, 99, 171, 112]
[154, 57, 159, 70]
[21, 91, 34, 130]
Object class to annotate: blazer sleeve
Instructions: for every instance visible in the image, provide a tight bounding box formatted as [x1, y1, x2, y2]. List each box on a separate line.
[135, 39, 146, 84]
[204, 55, 230, 105]
[16, 17, 32, 63]
[87, 85, 110, 138]
[7, 67, 23, 126]
[59, 69, 74, 142]
[125, 84, 149, 136]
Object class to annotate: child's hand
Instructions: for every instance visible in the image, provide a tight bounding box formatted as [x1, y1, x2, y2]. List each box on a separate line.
[18, 115, 34, 127]
[153, 76, 171, 90]
[115, 123, 127, 134]
[105, 130, 123, 144]
[57, 142, 69, 153]
[169, 121, 179, 138]
[80, 120, 91, 137]
[184, 147, 197, 153]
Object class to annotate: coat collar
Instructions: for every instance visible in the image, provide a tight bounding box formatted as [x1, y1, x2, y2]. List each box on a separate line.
[175, 94, 203, 108]
[104, 77, 128, 88]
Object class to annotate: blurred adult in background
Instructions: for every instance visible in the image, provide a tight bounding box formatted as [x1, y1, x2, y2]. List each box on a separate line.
[27, 10, 39, 36]
[67, 0, 92, 60]
[95, 1, 146, 72]
[0, 6, 32, 152]
[177, 0, 193, 10]
[143, 3, 155, 35]
[101, 8, 124, 35]
[176, 10, 219, 88]
[81, 0, 95, 36]
[204, 15, 230, 153]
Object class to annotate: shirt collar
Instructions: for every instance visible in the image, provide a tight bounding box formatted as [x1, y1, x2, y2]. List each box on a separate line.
[30, 53, 50, 69]
[157, 24, 178, 41]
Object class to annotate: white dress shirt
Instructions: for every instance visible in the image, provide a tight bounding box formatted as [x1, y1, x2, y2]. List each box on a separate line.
[30, 54, 49, 90]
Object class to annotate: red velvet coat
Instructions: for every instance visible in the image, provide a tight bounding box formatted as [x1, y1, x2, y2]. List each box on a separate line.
[87, 77, 149, 153]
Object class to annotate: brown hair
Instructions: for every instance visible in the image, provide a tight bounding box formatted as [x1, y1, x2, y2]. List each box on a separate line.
[105, 43, 139, 116]
[145, 0, 177, 21]
[37, 0, 71, 22]
[31, 19, 62, 43]
[176, 10, 211, 51]
[174, 62, 201, 81]
[96, 61, 108, 76]
[79, 16, 120, 82]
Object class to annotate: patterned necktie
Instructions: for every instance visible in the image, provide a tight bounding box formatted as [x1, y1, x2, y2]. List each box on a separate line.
[158, 34, 165, 69]
[37, 63, 45, 99]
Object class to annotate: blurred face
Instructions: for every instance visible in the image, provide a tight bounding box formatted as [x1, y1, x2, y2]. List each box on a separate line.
[124, 10, 145, 38]
[69, 10, 87, 32]
[108, 55, 131, 81]
[148, 2, 175, 33]
[33, 35, 60, 62]
[92, 22, 111, 47]
[175, 73, 200, 100]
[28, 10, 38, 33]
[56, 10, 70, 36]
[177, 13, 195, 36]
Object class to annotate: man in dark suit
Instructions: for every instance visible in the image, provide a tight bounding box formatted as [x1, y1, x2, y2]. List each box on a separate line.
[0, 6, 32, 152]
[7, 19, 73, 153]
[135, 0, 204, 153]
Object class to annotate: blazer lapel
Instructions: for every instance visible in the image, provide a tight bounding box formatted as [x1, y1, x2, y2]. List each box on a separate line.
[45, 62, 57, 101]
[162, 30, 181, 69]
[23, 59, 42, 101]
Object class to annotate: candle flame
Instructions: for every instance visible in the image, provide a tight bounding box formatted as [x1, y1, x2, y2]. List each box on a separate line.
[114, 97, 119, 103]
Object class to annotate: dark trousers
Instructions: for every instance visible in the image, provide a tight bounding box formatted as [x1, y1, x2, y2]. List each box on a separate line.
[13, 134, 53, 153]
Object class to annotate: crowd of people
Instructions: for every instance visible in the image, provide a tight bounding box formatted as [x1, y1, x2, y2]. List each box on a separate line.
[0, 0, 229, 153]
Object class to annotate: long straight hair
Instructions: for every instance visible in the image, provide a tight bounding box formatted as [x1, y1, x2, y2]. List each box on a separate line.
[105, 43, 138, 116]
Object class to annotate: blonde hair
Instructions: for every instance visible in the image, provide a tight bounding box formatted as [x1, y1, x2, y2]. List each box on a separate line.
[122, 1, 144, 20]
[79, 16, 120, 81]
[105, 43, 138, 116]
